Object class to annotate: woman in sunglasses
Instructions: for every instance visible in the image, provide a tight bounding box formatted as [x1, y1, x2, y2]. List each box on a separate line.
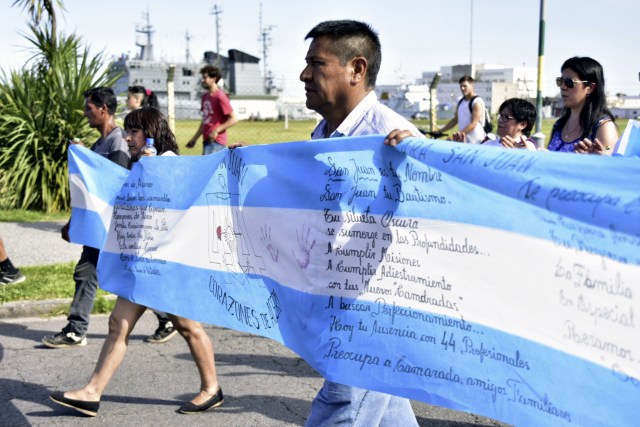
[547, 57, 618, 154]
[482, 98, 537, 150]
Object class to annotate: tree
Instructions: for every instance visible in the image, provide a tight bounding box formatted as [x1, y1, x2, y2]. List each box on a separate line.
[0, 1, 120, 212]
[12, 0, 65, 46]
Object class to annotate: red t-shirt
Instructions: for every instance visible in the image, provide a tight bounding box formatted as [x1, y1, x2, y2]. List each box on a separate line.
[201, 90, 233, 146]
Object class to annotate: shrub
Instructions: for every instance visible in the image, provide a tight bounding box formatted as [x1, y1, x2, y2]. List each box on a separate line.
[0, 25, 119, 212]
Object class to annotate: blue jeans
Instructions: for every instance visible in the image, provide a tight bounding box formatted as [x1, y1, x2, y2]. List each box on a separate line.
[203, 142, 225, 155]
[305, 380, 418, 427]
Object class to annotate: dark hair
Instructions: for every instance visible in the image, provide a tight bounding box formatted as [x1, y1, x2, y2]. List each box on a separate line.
[305, 20, 381, 88]
[200, 65, 222, 83]
[128, 85, 159, 109]
[459, 75, 474, 84]
[556, 56, 615, 140]
[124, 107, 179, 156]
[498, 98, 537, 136]
[83, 87, 117, 114]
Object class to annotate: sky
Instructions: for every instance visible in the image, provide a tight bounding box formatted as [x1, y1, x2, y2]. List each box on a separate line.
[1, 0, 638, 98]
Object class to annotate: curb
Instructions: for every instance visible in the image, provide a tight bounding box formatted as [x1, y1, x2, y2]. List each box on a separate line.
[0, 294, 117, 319]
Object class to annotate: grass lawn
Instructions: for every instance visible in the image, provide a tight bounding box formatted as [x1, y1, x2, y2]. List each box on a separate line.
[1, 262, 116, 314]
[0, 209, 69, 222]
[174, 117, 630, 153]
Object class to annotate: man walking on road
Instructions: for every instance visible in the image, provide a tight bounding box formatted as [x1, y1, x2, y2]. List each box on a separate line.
[299, 20, 423, 426]
[186, 65, 238, 155]
[42, 87, 130, 349]
[437, 75, 488, 144]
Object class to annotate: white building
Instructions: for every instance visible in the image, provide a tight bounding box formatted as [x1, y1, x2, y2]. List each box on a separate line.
[608, 95, 640, 119]
[417, 64, 536, 114]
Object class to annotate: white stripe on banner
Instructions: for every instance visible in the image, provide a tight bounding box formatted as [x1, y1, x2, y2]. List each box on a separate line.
[67, 137, 640, 427]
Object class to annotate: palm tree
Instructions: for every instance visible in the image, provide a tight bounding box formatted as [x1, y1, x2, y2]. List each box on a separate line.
[11, 0, 65, 45]
[0, 0, 121, 212]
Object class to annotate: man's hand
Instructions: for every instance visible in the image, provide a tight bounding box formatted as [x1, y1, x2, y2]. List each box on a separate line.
[384, 129, 414, 146]
[227, 142, 246, 149]
[208, 130, 220, 142]
[186, 138, 196, 148]
[451, 131, 466, 143]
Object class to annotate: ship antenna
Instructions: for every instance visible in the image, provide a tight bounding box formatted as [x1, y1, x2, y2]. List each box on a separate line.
[258, 1, 275, 94]
[135, 8, 154, 61]
[185, 31, 193, 64]
[210, 4, 223, 65]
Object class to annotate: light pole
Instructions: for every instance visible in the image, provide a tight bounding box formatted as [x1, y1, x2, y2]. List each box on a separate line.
[533, 0, 546, 148]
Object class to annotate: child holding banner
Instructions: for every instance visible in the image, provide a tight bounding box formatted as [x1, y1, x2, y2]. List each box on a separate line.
[50, 107, 224, 417]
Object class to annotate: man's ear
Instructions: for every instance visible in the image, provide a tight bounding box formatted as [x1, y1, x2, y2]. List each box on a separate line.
[98, 104, 108, 116]
[350, 57, 368, 85]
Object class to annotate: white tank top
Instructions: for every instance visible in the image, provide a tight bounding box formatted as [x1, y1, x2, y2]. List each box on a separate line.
[457, 97, 486, 144]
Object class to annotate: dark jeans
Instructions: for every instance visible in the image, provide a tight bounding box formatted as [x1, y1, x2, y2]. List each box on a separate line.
[64, 246, 99, 336]
[63, 246, 169, 336]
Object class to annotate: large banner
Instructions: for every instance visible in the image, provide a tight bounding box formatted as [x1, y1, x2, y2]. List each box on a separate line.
[68, 137, 640, 427]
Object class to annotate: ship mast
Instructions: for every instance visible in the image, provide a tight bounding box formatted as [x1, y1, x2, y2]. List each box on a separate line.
[185, 31, 193, 64]
[210, 4, 223, 65]
[135, 9, 154, 61]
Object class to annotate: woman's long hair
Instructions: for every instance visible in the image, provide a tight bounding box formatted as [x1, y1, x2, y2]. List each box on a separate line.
[124, 107, 179, 156]
[555, 56, 615, 140]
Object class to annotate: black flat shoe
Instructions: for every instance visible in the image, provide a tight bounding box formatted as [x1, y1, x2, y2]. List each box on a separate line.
[50, 391, 100, 417]
[177, 388, 224, 414]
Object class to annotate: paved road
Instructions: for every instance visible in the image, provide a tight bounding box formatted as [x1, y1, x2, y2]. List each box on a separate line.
[0, 223, 508, 426]
[0, 313, 506, 427]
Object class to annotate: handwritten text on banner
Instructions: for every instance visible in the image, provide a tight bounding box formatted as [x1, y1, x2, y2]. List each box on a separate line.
[68, 137, 640, 427]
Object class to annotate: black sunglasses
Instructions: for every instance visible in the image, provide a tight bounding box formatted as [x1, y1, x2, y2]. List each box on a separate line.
[556, 77, 589, 89]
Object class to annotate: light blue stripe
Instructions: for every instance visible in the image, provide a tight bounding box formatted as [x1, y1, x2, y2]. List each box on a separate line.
[69, 207, 106, 249]
[69, 145, 129, 203]
[98, 252, 639, 427]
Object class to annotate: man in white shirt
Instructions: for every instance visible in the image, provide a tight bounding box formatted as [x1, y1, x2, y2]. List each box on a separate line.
[300, 19, 422, 427]
[438, 75, 487, 144]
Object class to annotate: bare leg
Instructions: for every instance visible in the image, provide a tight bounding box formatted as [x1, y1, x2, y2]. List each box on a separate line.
[0, 237, 8, 262]
[169, 314, 219, 405]
[63, 297, 146, 402]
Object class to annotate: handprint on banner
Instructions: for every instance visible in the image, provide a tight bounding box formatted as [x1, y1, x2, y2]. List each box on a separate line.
[292, 224, 316, 269]
[261, 225, 279, 262]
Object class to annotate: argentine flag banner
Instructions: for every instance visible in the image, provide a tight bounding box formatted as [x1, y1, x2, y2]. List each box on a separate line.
[67, 137, 640, 427]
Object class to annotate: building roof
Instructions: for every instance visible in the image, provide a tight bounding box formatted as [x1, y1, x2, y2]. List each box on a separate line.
[228, 49, 261, 64]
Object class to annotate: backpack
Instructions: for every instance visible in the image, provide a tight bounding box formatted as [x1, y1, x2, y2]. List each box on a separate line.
[457, 96, 494, 134]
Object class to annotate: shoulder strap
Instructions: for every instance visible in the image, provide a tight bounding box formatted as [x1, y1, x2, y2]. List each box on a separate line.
[589, 116, 612, 140]
[468, 96, 479, 113]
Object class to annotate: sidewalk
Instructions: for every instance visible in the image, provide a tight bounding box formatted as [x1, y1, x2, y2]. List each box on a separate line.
[0, 221, 83, 320]
[0, 221, 82, 267]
